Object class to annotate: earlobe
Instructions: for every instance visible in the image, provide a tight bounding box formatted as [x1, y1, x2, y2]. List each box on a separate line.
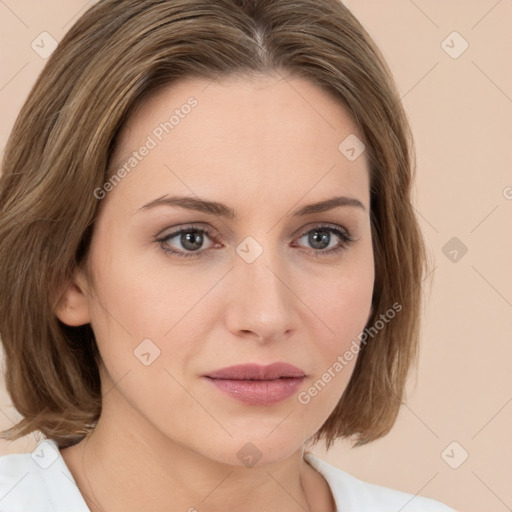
[54, 269, 92, 326]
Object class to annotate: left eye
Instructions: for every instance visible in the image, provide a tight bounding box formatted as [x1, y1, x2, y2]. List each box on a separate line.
[293, 225, 353, 254]
[157, 223, 354, 258]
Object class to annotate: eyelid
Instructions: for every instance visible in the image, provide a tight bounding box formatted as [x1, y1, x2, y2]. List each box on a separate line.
[294, 221, 354, 241]
[155, 222, 213, 239]
[156, 221, 352, 241]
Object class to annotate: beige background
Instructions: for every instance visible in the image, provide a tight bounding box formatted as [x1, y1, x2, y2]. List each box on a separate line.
[1, 1, 511, 511]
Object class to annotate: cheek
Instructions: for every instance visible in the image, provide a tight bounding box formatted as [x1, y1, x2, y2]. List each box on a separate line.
[297, 251, 374, 381]
[86, 239, 177, 335]
[293, 267, 374, 417]
[302, 254, 374, 343]
[84, 241, 213, 389]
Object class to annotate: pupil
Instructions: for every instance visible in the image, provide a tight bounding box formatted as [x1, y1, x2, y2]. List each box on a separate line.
[182, 230, 203, 251]
[310, 229, 329, 249]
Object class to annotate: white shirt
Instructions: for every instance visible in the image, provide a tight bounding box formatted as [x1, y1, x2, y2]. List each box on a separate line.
[0, 438, 456, 511]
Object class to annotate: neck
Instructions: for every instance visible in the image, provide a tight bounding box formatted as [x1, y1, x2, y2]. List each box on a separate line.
[60, 385, 333, 512]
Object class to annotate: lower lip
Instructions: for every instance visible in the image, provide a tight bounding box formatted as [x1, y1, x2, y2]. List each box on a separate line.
[203, 376, 305, 405]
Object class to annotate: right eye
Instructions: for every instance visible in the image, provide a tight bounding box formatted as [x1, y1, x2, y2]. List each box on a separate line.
[157, 225, 221, 258]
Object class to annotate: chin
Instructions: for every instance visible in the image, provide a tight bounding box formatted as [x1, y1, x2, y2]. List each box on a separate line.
[195, 431, 308, 469]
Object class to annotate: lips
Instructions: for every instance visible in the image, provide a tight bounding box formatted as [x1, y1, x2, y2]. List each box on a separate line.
[204, 362, 306, 380]
[203, 362, 307, 405]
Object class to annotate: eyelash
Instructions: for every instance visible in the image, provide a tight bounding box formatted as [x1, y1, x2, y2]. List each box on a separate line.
[156, 223, 355, 259]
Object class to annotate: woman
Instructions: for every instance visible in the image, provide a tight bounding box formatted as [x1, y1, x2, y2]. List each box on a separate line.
[0, 0, 457, 510]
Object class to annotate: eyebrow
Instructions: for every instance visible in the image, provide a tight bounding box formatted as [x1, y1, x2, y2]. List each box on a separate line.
[138, 194, 365, 218]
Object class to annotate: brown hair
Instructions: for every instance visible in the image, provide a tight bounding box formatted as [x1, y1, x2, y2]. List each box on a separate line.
[0, 0, 427, 450]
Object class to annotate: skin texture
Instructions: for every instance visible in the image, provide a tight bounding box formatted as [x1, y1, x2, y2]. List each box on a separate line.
[56, 73, 374, 512]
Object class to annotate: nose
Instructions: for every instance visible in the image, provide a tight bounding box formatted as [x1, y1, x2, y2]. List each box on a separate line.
[224, 243, 300, 344]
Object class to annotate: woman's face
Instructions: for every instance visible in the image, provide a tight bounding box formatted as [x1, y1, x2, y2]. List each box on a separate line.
[73, 73, 374, 465]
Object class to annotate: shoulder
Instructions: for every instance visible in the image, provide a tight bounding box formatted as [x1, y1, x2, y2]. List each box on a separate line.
[0, 439, 89, 512]
[304, 452, 457, 512]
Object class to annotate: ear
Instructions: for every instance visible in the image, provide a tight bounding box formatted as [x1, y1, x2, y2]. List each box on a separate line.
[54, 268, 92, 326]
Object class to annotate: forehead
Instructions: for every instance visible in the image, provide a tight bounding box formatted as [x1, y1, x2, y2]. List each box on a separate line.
[107, 73, 370, 213]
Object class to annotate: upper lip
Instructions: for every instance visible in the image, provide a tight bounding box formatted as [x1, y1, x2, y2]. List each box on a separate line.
[204, 362, 306, 380]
